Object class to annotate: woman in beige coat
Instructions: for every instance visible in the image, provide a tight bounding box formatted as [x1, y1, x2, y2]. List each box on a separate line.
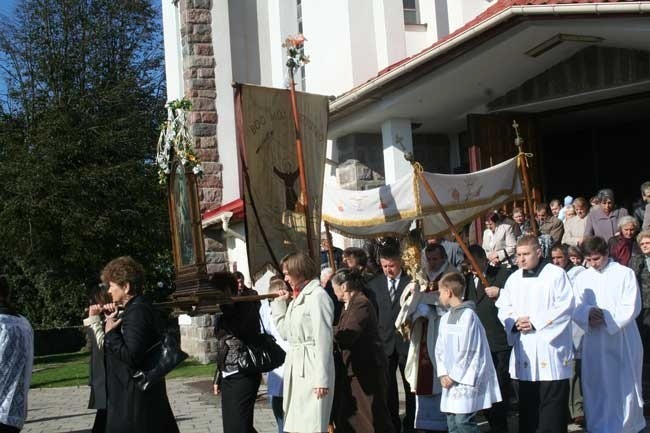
[272, 252, 335, 433]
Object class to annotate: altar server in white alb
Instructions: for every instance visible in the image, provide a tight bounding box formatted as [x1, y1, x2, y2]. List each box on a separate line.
[435, 272, 501, 433]
[496, 235, 574, 433]
[573, 236, 645, 433]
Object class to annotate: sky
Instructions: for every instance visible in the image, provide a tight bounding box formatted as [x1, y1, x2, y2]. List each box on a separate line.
[0, 0, 18, 106]
[0, 0, 18, 18]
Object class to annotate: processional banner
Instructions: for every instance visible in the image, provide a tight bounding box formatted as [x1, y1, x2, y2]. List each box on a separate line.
[322, 156, 523, 238]
[236, 84, 328, 279]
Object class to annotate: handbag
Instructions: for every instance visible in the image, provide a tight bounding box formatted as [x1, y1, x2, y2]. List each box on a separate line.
[237, 319, 286, 374]
[132, 330, 188, 391]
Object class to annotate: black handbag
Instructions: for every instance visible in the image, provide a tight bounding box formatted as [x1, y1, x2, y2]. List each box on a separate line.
[237, 320, 286, 374]
[133, 330, 188, 391]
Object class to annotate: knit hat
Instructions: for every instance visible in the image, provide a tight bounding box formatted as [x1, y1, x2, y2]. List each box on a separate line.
[563, 195, 573, 206]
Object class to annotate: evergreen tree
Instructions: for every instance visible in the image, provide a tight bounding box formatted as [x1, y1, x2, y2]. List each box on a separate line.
[0, 0, 173, 327]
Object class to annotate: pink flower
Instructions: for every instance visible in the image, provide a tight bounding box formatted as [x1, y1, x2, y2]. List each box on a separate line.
[284, 33, 307, 48]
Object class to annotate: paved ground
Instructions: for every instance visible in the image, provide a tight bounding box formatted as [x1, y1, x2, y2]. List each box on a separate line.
[23, 376, 587, 433]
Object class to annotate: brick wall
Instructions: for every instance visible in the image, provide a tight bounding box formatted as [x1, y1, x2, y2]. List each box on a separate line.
[179, 0, 222, 212]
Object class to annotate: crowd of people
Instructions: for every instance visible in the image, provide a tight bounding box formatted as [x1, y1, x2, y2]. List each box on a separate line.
[238, 182, 650, 433]
[2, 182, 650, 433]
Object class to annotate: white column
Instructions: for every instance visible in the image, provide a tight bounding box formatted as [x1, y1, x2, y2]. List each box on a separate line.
[162, 1, 183, 100]
[381, 119, 413, 183]
[372, 0, 407, 70]
[213, 0, 240, 203]
[264, 0, 299, 89]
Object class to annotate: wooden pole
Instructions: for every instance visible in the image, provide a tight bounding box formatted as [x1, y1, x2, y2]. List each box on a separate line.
[408, 156, 490, 288]
[512, 121, 538, 236]
[324, 222, 337, 271]
[231, 293, 279, 303]
[288, 68, 316, 259]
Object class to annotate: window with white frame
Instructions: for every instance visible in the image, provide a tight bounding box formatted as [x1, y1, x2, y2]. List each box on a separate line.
[403, 0, 419, 25]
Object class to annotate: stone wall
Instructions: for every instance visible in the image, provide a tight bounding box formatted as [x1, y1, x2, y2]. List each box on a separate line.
[179, 0, 222, 212]
[179, 314, 218, 364]
[176, 0, 226, 365]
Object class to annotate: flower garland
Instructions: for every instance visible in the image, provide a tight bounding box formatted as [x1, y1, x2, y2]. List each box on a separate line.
[283, 33, 310, 74]
[156, 98, 203, 184]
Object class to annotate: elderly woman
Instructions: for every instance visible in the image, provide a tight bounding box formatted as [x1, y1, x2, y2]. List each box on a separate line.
[330, 269, 393, 433]
[608, 216, 641, 267]
[563, 197, 589, 246]
[272, 252, 335, 433]
[584, 188, 629, 242]
[211, 272, 261, 433]
[482, 211, 516, 266]
[102, 257, 179, 433]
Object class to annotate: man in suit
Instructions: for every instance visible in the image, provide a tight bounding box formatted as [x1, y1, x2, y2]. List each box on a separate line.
[464, 245, 513, 433]
[367, 248, 414, 433]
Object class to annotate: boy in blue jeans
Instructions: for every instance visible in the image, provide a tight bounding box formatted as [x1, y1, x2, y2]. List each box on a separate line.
[435, 272, 502, 433]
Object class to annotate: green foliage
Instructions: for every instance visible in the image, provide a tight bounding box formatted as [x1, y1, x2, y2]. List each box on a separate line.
[31, 351, 213, 388]
[0, 0, 174, 327]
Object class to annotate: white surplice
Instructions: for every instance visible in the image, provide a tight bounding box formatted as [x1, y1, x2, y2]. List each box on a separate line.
[435, 303, 502, 414]
[573, 260, 645, 433]
[496, 263, 574, 380]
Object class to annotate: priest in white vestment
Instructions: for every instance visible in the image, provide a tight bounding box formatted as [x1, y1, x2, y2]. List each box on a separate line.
[397, 279, 447, 431]
[496, 235, 574, 433]
[573, 236, 645, 433]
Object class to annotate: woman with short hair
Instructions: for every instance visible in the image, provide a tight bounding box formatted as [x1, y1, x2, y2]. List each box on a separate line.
[608, 216, 641, 267]
[102, 256, 179, 433]
[331, 268, 393, 433]
[212, 272, 262, 433]
[272, 252, 335, 433]
[563, 197, 589, 246]
[584, 189, 629, 242]
[482, 211, 516, 266]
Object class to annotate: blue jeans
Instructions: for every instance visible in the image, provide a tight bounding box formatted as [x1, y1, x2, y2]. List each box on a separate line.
[446, 412, 481, 433]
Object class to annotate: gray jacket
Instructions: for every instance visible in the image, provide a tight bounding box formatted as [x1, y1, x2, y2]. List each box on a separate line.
[584, 206, 629, 242]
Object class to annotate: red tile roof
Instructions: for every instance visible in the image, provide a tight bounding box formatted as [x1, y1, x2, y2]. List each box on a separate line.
[202, 198, 245, 222]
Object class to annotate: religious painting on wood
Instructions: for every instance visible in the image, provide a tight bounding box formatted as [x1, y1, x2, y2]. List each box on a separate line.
[167, 161, 205, 276]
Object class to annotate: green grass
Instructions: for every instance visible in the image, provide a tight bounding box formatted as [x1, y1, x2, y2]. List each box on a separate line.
[31, 351, 214, 389]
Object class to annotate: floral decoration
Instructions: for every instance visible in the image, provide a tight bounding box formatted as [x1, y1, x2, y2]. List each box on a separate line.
[283, 33, 310, 73]
[156, 98, 203, 184]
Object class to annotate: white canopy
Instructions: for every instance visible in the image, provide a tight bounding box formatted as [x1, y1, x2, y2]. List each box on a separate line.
[322, 156, 523, 238]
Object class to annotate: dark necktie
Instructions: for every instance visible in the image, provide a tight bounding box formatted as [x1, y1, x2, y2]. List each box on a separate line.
[389, 279, 397, 303]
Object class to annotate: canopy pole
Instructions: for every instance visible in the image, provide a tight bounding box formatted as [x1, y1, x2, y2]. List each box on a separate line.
[512, 120, 538, 236]
[231, 293, 279, 303]
[406, 154, 490, 288]
[324, 222, 337, 271]
[288, 68, 316, 259]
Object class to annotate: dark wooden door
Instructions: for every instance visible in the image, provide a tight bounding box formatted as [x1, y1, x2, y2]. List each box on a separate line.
[466, 113, 541, 244]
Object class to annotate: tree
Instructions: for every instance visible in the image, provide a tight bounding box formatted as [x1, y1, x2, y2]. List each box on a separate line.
[0, 0, 173, 327]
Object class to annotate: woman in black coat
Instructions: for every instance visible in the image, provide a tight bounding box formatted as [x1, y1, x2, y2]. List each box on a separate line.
[211, 272, 262, 433]
[102, 256, 179, 433]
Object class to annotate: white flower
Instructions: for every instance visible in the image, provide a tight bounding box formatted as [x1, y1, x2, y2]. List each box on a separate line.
[181, 158, 187, 165]
[192, 165, 202, 175]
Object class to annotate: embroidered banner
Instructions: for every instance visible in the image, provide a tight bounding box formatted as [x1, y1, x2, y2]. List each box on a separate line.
[237, 84, 328, 279]
[322, 156, 523, 238]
